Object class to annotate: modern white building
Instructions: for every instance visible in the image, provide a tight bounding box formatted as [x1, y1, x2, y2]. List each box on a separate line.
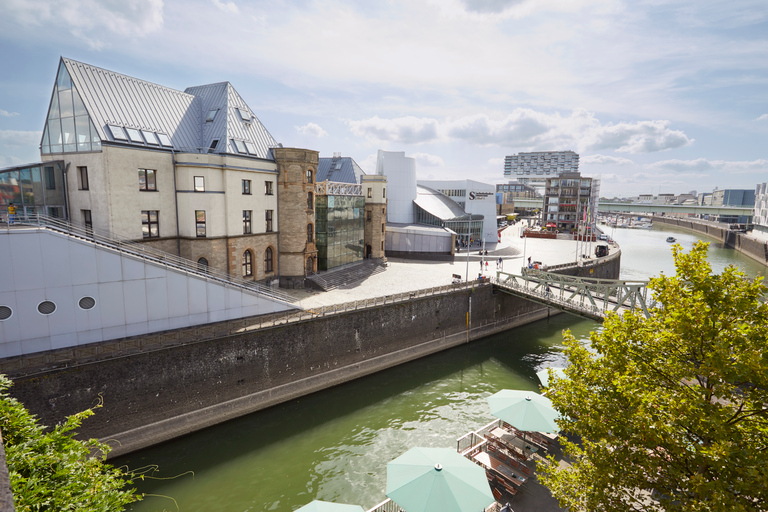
[418, 179, 498, 244]
[376, 150, 416, 224]
[752, 182, 768, 241]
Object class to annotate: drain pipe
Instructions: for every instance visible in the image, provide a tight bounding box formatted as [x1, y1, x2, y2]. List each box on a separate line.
[172, 149, 181, 257]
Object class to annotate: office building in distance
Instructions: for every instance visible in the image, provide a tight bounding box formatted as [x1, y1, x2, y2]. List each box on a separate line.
[504, 150, 580, 193]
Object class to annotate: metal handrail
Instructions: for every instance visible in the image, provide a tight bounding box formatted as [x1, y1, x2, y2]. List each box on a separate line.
[3, 213, 300, 306]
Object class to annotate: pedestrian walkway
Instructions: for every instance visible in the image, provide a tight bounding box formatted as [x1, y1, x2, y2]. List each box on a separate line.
[292, 227, 591, 309]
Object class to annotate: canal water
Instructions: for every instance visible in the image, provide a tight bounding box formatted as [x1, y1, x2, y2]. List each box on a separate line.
[117, 224, 765, 512]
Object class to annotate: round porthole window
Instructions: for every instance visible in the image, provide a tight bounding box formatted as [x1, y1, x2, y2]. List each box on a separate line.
[0, 306, 12, 321]
[78, 296, 96, 310]
[38, 301, 56, 315]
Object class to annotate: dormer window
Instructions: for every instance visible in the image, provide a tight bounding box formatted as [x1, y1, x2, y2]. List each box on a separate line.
[233, 139, 247, 154]
[156, 133, 173, 147]
[208, 139, 219, 153]
[142, 130, 159, 145]
[108, 125, 127, 140]
[236, 108, 250, 122]
[206, 109, 218, 122]
[126, 128, 143, 143]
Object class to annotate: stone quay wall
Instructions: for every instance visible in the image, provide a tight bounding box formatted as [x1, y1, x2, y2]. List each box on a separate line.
[7, 254, 620, 458]
[652, 216, 768, 265]
[8, 284, 550, 458]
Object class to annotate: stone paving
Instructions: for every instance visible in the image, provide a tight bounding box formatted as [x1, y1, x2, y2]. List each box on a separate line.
[293, 226, 589, 309]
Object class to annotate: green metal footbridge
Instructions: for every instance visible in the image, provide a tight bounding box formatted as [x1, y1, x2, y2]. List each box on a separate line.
[492, 268, 655, 321]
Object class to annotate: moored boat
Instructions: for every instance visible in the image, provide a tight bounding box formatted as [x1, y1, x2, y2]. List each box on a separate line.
[666, 236, 676, 243]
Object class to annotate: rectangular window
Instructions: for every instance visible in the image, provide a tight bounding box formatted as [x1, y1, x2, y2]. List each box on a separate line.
[82, 209, 92, 235]
[195, 210, 206, 237]
[265, 209, 273, 232]
[382, 223, 385, 233]
[233, 139, 247, 153]
[142, 130, 159, 145]
[265, 181, 273, 195]
[242, 179, 251, 195]
[206, 109, 218, 122]
[139, 169, 157, 191]
[156, 133, 173, 147]
[45, 166, 56, 190]
[208, 139, 219, 153]
[142, 210, 159, 238]
[383, 188, 386, 198]
[243, 210, 252, 234]
[194, 176, 205, 192]
[78, 166, 89, 190]
[367, 210, 372, 221]
[126, 128, 143, 143]
[367, 187, 372, 198]
[245, 141, 257, 155]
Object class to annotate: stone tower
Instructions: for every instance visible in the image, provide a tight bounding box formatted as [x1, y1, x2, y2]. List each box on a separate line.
[273, 147, 319, 288]
[362, 174, 387, 260]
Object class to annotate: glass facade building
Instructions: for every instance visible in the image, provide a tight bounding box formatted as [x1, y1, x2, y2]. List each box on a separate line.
[315, 195, 365, 271]
[1, 162, 67, 219]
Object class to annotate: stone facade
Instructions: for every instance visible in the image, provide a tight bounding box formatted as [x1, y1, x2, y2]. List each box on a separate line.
[362, 175, 388, 259]
[274, 147, 319, 288]
[226, 234, 279, 282]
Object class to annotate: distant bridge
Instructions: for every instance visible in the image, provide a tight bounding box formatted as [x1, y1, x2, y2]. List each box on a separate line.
[493, 268, 656, 321]
[512, 198, 753, 217]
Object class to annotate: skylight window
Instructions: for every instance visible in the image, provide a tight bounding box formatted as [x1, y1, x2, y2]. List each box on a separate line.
[206, 109, 218, 122]
[208, 139, 219, 154]
[233, 139, 247, 154]
[236, 108, 251, 122]
[142, 130, 159, 145]
[108, 125, 127, 140]
[244, 141, 257, 155]
[126, 128, 143, 143]
[156, 133, 173, 147]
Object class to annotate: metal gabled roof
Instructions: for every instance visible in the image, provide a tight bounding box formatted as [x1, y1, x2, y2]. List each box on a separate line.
[63, 58, 201, 150]
[59, 57, 278, 159]
[317, 156, 367, 184]
[184, 82, 278, 160]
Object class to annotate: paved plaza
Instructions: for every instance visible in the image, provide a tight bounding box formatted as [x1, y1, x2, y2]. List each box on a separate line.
[295, 226, 590, 309]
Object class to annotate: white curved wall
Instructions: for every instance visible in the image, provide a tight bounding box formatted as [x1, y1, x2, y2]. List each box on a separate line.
[377, 150, 416, 224]
[0, 229, 293, 358]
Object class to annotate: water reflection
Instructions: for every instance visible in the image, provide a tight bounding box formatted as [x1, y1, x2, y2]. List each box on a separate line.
[119, 223, 765, 511]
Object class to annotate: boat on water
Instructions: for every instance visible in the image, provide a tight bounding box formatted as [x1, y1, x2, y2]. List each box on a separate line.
[666, 236, 676, 243]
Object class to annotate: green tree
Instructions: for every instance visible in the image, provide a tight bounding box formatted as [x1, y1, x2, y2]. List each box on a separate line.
[0, 375, 141, 511]
[540, 241, 768, 511]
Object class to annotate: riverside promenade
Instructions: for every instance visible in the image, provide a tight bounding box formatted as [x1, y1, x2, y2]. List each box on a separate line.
[294, 226, 592, 309]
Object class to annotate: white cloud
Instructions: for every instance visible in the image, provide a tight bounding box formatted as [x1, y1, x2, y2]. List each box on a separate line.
[487, 157, 505, 166]
[411, 152, 444, 167]
[647, 158, 768, 174]
[348, 109, 692, 153]
[212, 0, 238, 14]
[296, 122, 328, 138]
[581, 154, 634, 166]
[757, 114, 768, 121]
[348, 116, 439, 144]
[0, 130, 42, 147]
[2, 0, 164, 49]
[0, 110, 19, 117]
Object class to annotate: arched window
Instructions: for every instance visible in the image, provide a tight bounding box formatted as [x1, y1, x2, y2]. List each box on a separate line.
[264, 247, 274, 273]
[197, 257, 209, 272]
[306, 169, 313, 183]
[242, 250, 253, 277]
[307, 223, 314, 243]
[307, 192, 313, 210]
[306, 257, 314, 274]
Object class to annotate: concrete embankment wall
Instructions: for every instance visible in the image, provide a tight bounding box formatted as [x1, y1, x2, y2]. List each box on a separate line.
[8, 285, 552, 457]
[652, 216, 768, 265]
[7, 251, 621, 458]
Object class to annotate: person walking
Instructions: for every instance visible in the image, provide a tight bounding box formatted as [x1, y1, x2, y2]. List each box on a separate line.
[7, 203, 16, 225]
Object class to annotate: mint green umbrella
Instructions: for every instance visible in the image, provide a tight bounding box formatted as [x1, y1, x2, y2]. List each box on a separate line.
[487, 389, 560, 433]
[536, 367, 567, 388]
[386, 447, 494, 512]
[294, 500, 365, 512]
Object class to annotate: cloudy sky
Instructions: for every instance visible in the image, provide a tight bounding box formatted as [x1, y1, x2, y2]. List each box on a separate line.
[1, 0, 766, 197]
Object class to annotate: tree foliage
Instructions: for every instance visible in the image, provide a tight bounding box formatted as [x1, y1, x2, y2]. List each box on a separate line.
[540, 241, 768, 511]
[0, 374, 141, 511]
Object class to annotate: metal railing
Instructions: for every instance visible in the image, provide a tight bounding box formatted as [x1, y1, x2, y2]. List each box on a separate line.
[2, 213, 299, 306]
[494, 267, 655, 321]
